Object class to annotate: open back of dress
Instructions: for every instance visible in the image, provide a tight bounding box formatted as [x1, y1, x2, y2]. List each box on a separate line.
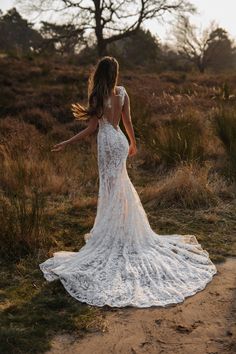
[101, 85, 126, 129]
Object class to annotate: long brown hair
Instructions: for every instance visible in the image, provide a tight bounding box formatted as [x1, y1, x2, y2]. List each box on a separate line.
[72, 56, 119, 120]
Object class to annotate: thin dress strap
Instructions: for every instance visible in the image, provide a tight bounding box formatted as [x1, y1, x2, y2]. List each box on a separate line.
[120, 86, 126, 106]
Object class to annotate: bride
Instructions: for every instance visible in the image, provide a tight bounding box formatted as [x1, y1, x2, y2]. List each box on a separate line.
[39, 56, 217, 308]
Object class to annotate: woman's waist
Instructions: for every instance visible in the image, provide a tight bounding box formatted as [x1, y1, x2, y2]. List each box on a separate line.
[99, 117, 121, 130]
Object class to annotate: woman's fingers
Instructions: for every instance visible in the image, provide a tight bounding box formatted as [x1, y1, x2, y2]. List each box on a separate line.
[128, 145, 137, 156]
[129, 149, 135, 156]
[51, 144, 64, 152]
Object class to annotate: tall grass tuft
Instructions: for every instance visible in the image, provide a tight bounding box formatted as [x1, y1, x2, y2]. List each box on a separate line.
[152, 111, 205, 166]
[0, 144, 50, 261]
[131, 93, 205, 168]
[142, 164, 219, 209]
[214, 106, 236, 179]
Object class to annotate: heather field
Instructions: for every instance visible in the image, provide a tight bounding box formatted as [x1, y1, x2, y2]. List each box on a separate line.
[0, 56, 236, 353]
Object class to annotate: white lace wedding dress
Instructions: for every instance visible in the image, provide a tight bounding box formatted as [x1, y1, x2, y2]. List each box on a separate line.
[39, 86, 217, 308]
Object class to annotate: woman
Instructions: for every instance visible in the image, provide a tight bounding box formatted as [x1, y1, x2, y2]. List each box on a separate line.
[39, 56, 217, 308]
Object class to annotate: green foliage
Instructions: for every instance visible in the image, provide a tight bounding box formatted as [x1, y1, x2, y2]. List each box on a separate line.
[108, 28, 161, 69]
[0, 8, 43, 55]
[175, 16, 236, 73]
[205, 28, 236, 72]
[40, 21, 85, 55]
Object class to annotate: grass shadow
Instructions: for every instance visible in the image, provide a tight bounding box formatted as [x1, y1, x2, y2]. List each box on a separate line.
[0, 259, 105, 354]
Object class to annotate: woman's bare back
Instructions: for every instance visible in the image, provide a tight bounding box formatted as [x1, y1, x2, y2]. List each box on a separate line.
[103, 86, 125, 128]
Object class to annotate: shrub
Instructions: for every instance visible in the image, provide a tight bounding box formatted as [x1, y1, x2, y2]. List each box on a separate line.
[142, 164, 219, 209]
[47, 124, 72, 141]
[19, 108, 56, 133]
[129, 91, 153, 141]
[152, 111, 205, 166]
[214, 105, 236, 179]
[0, 117, 46, 156]
[0, 143, 50, 261]
[131, 96, 206, 168]
[159, 72, 187, 84]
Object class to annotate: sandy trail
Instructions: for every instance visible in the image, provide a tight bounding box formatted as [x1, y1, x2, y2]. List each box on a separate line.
[47, 257, 236, 354]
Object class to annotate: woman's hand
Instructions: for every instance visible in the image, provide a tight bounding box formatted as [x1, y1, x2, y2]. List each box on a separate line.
[51, 141, 68, 152]
[128, 143, 137, 156]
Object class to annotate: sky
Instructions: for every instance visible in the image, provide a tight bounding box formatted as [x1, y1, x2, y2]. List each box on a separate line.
[1, 0, 236, 43]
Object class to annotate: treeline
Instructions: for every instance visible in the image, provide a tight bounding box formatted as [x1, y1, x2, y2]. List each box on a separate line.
[0, 7, 236, 73]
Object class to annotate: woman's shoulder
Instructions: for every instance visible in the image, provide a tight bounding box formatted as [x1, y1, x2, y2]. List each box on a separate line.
[116, 85, 126, 89]
[116, 85, 127, 95]
[115, 86, 127, 106]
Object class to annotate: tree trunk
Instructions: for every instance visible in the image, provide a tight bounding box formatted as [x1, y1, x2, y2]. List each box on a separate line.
[94, 0, 107, 57]
[198, 64, 205, 73]
[97, 39, 107, 57]
[197, 58, 205, 73]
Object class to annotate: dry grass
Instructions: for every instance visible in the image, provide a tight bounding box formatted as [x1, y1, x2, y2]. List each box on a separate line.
[131, 96, 206, 168]
[19, 108, 56, 133]
[0, 117, 97, 261]
[140, 164, 219, 209]
[153, 110, 205, 166]
[0, 142, 51, 260]
[213, 104, 236, 179]
[1, 57, 236, 352]
[1, 58, 235, 260]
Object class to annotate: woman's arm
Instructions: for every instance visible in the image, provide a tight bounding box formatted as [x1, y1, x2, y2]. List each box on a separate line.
[51, 116, 98, 152]
[121, 90, 137, 156]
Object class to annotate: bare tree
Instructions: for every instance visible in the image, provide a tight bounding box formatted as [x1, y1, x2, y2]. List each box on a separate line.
[19, 0, 195, 56]
[174, 16, 232, 73]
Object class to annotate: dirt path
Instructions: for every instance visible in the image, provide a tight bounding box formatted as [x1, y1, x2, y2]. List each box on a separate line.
[47, 257, 236, 354]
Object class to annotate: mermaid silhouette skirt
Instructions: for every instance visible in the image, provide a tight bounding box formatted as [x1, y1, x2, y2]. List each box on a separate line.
[39, 119, 217, 308]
